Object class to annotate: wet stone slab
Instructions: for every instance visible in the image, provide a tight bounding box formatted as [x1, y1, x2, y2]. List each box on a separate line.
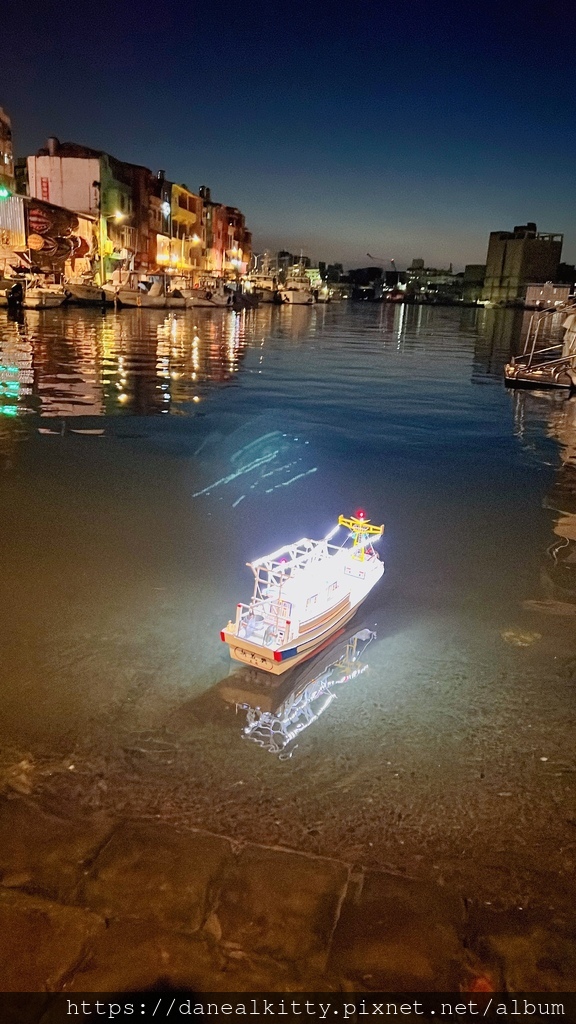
[0, 797, 113, 902]
[0, 888, 104, 991]
[65, 918, 222, 992]
[64, 918, 324, 993]
[81, 821, 234, 931]
[215, 844, 349, 968]
[327, 869, 466, 990]
[467, 906, 576, 992]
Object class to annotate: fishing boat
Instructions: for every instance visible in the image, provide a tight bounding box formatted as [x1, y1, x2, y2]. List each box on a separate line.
[24, 279, 67, 308]
[186, 280, 231, 308]
[105, 279, 167, 308]
[245, 263, 282, 303]
[66, 278, 110, 305]
[278, 267, 314, 305]
[504, 303, 576, 391]
[220, 512, 384, 675]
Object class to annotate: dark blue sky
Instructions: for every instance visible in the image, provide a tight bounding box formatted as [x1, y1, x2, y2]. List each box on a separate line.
[3, 0, 576, 268]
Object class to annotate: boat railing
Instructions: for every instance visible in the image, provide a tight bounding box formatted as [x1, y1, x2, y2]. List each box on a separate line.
[521, 300, 576, 367]
[234, 600, 294, 647]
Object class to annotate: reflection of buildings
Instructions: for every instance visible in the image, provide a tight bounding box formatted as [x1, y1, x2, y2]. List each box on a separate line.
[471, 307, 569, 383]
[472, 307, 527, 381]
[544, 399, 576, 605]
[0, 316, 33, 417]
[274, 303, 318, 341]
[512, 391, 576, 606]
[0, 309, 251, 419]
[15, 303, 251, 415]
[29, 313, 104, 417]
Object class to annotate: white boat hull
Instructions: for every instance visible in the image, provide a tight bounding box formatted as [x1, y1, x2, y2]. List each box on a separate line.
[186, 294, 230, 308]
[24, 291, 66, 308]
[279, 289, 314, 305]
[115, 291, 166, 308]
[222, 560, 383, 675]
[66, 283, 110, 305]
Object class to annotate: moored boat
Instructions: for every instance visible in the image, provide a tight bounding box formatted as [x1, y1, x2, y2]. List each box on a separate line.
[105, 280, 167, 308]
[24, 280, 67, 308]
[504, 303, 576, 391]
[278, 274, 314, 305]
[186, 281, 232, 308]
[66, 280, 110, 305]
[220, 512, 384, 675]
[246, 272, 281, 304]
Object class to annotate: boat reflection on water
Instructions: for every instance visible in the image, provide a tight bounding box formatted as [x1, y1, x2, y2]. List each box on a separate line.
[512, 389, 576, 610]
[224, 627, 376, 758]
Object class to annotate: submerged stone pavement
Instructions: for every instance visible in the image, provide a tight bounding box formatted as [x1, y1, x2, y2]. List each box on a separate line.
[1, 795, 575, 994]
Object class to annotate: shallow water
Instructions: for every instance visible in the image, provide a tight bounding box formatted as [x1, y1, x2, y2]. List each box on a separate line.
[1, 301, 575, 907]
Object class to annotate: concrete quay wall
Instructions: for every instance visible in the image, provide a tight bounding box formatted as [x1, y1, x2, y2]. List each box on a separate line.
[0, 796, 575, 994]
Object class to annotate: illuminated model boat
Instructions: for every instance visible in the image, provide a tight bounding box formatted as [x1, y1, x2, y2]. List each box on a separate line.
[220, 512, 384, 675]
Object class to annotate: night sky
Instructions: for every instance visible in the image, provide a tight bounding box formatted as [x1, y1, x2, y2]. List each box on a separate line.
[3, 0, 576, 269]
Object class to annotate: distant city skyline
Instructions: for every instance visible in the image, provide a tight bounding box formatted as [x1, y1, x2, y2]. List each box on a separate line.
[3, 0, 576, 269]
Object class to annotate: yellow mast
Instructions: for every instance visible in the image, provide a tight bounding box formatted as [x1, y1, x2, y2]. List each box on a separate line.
[338, 512, 384, 561]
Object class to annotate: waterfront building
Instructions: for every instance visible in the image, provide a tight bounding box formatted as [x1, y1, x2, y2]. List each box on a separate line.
[198, 188, 250, 278]
[277, 251, 311, 274]
[225, 206, 251, 278]
[0, 107, 15, 191]
[200, 188, 227, 275]
[406, 259, 460, 300]
[326, 263, 344, 282]
[347, 266, 385, 300]
[0, 193, 25, 275]
[148, 170, 172, 274]
[557, 262, 576, 290]
[169, 182, 204, 277]
[462, 264, 486, 303]
[0, 189, 95, 279]
[26, 138, 152, 281]
[481, 223, 563, 304]
[524, 281, 571, 308]
[304, 266, 322, 290]
[23, 133, 251, 286]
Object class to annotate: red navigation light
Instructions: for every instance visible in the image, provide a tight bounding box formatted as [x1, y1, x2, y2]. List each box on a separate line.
[273, 651, 283, 662]
[220, 630, 226, 642]
[356, 509, 366, 520]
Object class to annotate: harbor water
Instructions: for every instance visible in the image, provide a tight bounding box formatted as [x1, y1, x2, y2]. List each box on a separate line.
[1, 301, 575, 909]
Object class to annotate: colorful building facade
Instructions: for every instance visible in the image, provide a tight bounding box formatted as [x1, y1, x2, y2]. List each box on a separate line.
[0, 107, 14, 191]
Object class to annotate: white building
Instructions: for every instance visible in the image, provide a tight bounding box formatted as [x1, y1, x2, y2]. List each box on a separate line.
[525, 281, 571, 308]
[27, 139, 101, 215]
[0, 107, 14, 189]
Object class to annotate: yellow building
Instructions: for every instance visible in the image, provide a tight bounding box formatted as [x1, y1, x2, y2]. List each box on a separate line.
[156, 183, 203, 279]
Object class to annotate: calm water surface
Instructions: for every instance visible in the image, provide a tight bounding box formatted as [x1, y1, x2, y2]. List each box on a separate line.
[1, 302, 575, 905]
